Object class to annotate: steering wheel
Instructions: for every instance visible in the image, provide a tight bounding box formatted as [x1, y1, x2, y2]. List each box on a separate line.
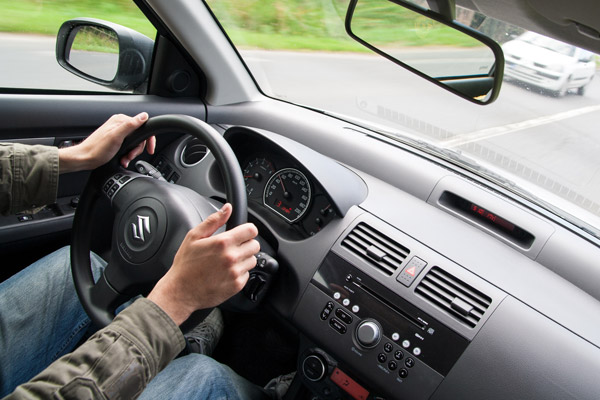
[71, 115, 247, 327]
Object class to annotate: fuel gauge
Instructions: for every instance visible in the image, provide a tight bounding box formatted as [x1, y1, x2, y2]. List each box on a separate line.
[303, 195, 336, 235]
[243, 158, 275, 198]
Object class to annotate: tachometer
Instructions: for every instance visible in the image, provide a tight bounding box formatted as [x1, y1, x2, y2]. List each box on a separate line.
[243, 158, 275, 198]
[264, 168, 311, 223]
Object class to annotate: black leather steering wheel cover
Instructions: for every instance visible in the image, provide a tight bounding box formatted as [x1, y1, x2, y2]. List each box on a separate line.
[71, 114, 247, 327]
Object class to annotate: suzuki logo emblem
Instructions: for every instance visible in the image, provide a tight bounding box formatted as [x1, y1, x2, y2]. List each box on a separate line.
[131, 215, 151, 242]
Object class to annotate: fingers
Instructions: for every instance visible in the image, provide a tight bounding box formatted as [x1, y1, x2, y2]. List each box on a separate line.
[120, 136, 157, 168]
[147, 136, 156, 155]
[191, 203, 233, 239]
[110, 112, 148, 137]
[117, 113, 152, 168]
[127, 112, 149, 133]
[121, 140, 145, 168]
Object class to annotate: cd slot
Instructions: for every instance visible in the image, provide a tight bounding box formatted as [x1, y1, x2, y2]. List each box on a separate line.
[354, 280, 426, 331]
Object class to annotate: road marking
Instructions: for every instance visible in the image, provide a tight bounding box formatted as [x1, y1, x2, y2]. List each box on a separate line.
[442, 104, 600, 148]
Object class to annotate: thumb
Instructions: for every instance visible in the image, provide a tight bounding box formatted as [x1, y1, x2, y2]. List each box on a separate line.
[194, 203, 232, 238]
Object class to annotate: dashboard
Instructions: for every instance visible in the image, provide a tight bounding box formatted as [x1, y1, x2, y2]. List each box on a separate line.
[149, 122, 600, 400]
[154, 126, 366, 242]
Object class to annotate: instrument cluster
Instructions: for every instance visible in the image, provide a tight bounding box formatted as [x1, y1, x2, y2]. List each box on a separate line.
[223, 127, 339, 238]
[241, 154, 336, 237]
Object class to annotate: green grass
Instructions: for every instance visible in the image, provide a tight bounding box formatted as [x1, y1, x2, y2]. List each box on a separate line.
[0, 0, 155, 38]
[210, 0, 483, 51]
[1, 0, 484, 52]
[70, 26, 119, 53]
[226, 29, 367, 52]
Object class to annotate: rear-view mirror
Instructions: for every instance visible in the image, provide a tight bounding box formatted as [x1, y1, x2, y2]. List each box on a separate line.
[345, 0, 504, 104]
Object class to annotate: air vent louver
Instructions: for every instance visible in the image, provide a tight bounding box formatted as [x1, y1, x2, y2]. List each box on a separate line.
[341, 223, 409, 276]
[415, 267, 491, 328]
[181, 138, 208, 167]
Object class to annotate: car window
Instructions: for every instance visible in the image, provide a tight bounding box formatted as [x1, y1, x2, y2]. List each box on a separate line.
[207, 0, 600, 237]
[0, 0, 156, 92]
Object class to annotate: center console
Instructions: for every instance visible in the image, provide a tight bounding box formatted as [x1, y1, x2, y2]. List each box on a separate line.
[292, 215, 505, 399]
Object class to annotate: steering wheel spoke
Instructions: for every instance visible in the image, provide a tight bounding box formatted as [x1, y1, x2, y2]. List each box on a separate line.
[89, 268, 130, 320]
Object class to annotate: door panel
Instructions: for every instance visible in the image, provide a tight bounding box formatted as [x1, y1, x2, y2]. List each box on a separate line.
[0, 93, 206, 280]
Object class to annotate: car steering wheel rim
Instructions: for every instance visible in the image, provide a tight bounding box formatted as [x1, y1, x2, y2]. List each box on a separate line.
[71, 114, 247, 327]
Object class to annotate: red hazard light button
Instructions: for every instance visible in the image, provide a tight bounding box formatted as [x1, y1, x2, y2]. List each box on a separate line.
[397, 257, 427, 287]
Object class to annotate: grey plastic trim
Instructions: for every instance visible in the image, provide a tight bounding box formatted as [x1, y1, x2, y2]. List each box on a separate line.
[427, 175, 555, 259]
[433, 296, 600, 400]
[145, 0, 261, 105]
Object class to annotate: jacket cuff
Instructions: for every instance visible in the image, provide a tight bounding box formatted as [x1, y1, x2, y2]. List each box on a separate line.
[109, 298, 186, 375]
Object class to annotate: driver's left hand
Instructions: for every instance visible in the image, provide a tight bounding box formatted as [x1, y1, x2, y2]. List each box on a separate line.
[58, 112, 156, 173]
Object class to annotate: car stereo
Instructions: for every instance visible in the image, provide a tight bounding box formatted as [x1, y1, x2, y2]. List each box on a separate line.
[293, 252, 470, 399]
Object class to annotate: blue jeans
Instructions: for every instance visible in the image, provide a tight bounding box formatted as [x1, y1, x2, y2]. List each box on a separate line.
[0, 246, 271, 399]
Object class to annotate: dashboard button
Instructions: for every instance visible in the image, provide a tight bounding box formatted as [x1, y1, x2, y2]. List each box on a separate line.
[384, 342, 393, 353]
[335, 308, 353, 324]
[329, 318, 347, 334]
[377, 353, 387, 363]
[394, 350, 404, 360]
[302, 355, 326, 382]
[399, 368, 409, 379]
[388, 361, 398, 370]
[405, 357, 415, 368]
[397, 256, 427, 287]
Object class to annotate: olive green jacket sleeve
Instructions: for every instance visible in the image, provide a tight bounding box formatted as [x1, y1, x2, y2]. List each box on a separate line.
[0, 143, 59, 216]
[5, 298, 186, 400]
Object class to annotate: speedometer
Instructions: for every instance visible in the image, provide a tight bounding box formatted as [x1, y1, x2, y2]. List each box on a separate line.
[263, 168, 311, 223]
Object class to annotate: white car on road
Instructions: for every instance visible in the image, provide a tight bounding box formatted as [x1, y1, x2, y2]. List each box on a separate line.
[503, 31, 596, 96]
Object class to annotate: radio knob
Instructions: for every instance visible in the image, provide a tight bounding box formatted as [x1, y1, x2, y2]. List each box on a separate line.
[356, 320, 382, 348]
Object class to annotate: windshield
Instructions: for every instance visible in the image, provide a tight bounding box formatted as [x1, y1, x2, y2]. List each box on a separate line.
[206, 0, 600, 237]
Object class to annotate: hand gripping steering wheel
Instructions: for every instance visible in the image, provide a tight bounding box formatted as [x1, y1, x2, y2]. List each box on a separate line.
[71, 115, 247, 327]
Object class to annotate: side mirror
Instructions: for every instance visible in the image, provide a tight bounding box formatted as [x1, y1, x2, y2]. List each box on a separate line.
[345, 0, 504, 104]
[56, 18, 154, 92]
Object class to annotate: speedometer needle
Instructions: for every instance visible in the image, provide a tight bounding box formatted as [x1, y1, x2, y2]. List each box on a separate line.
[279, 174, 291, 199]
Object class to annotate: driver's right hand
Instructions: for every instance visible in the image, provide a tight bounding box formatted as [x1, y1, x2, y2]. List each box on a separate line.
[147, 203, 260, 325]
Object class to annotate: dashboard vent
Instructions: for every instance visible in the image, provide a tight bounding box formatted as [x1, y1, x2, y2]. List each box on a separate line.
[341, 223, 409, 276]
[181, 137, 208, 167]
[415, 267, 491, 328]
